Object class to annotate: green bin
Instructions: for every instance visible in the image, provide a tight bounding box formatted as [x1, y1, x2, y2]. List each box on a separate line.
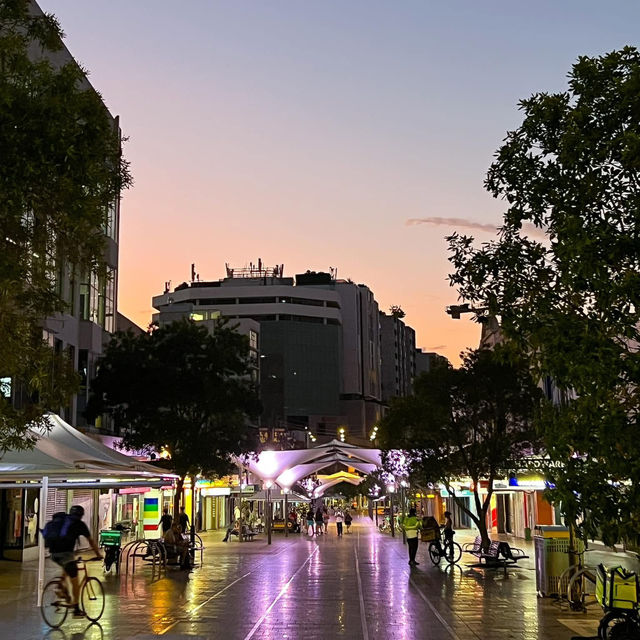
[99, 529, 122, 547]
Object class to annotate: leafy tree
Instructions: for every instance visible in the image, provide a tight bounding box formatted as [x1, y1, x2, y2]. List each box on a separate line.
[447, 47, 640, 546]
[0, 0, 131, 446]
[378, 348, 541, 549]
[87, 319, 261, 513]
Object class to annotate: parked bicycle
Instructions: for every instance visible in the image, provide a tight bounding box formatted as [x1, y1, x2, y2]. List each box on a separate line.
[428, 531, 462, 565]
[41, 557, 105, 628]
[378, 516, 392, 534]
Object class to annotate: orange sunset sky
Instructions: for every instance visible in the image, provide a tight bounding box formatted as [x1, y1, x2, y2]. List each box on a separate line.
[40, 1, 640, 365]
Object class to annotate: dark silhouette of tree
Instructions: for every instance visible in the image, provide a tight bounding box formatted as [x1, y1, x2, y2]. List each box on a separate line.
[379, 348, 541, 549]
[87, 319, 260, 514]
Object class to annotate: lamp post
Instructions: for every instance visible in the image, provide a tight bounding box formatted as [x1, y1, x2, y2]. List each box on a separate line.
[265, 480, 273, 545]
[387, 484, 396, 538]
[283, 487, 289, 538]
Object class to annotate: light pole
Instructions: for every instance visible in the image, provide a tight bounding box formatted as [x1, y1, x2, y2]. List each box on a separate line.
[283, 487, 289, 538]
[265, 480, 273, 545]
[387, 484, 396, 538]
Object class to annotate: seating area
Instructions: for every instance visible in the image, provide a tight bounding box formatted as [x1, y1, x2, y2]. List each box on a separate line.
[121, 534, 205, 574]
[463, 535, 529, 573]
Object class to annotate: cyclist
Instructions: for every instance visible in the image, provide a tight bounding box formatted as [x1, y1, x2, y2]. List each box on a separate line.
[442, 510, 454, 543]
[49, 505, 102, 617]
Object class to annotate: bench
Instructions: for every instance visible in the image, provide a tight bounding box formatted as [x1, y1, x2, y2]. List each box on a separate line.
[121, 539, 164, 575]
[463, 536, 529, 574]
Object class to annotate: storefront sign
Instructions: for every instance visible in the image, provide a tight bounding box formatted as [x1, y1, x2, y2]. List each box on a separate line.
[201, 487, 231, 497]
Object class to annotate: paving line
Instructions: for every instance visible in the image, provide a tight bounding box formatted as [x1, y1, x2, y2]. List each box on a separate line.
[406, 571, 462, 640]
[158, 544, 289, 635]
[242, 546, 320, 640]
[353, 547, 370, 640]
[390, 545, 479, 640]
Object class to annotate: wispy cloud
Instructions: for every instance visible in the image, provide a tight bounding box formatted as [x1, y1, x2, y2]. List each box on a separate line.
[407, 217, 497, 233]
[406, 216, 547, 239]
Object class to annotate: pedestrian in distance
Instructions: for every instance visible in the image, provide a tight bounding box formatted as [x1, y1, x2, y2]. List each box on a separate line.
[399, 507, 421, 566]
[344, 509, 353, 533]
[178, 506, 190, 534]
[306, 507, 315, 536]
[335, 507, 344, 537]
[322, 507, 329, 534]
[158, 508, 172, 535]
[315, 507, 324, 535]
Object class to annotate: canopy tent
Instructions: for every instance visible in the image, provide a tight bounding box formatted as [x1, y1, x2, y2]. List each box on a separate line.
[233, 439, 382, 495]
[0, 413, 170, 480]
[247, 488, 310, 502]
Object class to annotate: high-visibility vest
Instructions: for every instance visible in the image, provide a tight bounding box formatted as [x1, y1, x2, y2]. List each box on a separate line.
[401, 516, 421, 531]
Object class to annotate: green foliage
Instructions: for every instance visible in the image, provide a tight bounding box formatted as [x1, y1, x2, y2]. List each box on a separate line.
[87, 319, 261, 480]
[379, 348, 541, 543]
[0, 0, 132, 445]
[447, 47, 640, 545]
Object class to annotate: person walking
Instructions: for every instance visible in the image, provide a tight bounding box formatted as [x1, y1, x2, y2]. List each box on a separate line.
[178, 506, 190, 534]
[158, 508, 172, 535]
[306, 507, 315, 536]
[335, 507, 344, 537]
[399, 507, 422, 566]
[322, 507, 329, 534]
[315, 507, 324, 535]
[344, 509, 353, 533]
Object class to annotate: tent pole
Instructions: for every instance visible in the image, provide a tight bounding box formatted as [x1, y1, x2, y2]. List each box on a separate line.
[37, 475, 48, 607]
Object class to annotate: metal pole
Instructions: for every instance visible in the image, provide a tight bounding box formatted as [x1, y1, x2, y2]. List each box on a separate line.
[37, 475, 48, 607]
[238, 464, 244, 543]
[375, 500, 379, 528]
[284, 492, 289, 538]
[401, 486, 407, 545]
[267, 486, 272, 545]
[390, 494, 395, 538]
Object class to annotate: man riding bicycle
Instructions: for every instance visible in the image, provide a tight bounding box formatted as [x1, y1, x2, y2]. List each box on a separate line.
[47, 505, 102, 617]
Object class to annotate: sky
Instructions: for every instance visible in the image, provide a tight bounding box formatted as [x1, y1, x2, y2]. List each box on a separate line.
[40, 0, 640, 365]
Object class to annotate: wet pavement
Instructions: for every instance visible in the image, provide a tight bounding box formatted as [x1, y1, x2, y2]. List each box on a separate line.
[0, 517, 617, 640]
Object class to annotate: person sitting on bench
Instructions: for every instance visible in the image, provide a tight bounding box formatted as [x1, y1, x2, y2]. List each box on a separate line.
[222, 520, 241, 542]
[164, 523, 191, 569]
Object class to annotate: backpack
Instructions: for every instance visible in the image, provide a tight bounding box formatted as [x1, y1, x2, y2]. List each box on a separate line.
[42, 512, 73, 549]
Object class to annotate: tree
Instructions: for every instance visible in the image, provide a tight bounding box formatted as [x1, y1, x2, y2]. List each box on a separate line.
[87, 319, 261, 514]
[0, 0, 132, 447]
[447, 47, 640, 546]
[378, 348, 541, 549]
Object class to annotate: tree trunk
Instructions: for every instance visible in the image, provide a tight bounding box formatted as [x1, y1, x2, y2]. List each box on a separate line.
[174, 475, 185, 518]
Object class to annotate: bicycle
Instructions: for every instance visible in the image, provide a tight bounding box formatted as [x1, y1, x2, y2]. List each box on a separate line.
[378, 516, 392, 534]
[41, 557, 105, 628]
[428, 531, 462, 565]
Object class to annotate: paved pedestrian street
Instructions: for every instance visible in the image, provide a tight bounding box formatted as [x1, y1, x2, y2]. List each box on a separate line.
[0, 518, 608, 640]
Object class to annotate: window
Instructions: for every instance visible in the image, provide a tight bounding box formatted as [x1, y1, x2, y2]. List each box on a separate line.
[238, 297, 277, 304]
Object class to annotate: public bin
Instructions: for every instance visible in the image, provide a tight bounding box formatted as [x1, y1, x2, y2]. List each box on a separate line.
[534, 525, 584, 596]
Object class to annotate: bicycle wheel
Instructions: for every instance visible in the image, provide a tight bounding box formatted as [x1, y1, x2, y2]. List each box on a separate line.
[41, 579, 69, 628]
[444, 541, 462, 565]
[81, 577, 105, 622]
[428, 542, 441, 565]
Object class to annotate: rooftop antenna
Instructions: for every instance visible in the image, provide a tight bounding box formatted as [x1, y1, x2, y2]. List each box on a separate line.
[191, 263, 196, 282]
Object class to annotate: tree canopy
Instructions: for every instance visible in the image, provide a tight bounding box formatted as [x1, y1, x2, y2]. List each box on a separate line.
[378, 348, 541, 546]
[87, 319, 261, 502]
[0, 0, 131, 446]
[447, 47, 640, 545]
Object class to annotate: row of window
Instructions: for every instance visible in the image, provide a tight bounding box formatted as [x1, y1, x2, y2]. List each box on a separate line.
[195, 296, 340, 309]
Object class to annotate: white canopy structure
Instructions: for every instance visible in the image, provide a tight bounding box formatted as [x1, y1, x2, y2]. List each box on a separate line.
[234, 440, 382, 497]
[0, 413, 172, 480]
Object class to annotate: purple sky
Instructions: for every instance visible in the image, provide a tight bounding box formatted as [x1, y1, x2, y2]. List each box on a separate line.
[40, 0, 640, 363]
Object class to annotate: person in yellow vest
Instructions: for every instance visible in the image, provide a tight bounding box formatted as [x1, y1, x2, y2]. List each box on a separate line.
[398, 508, 422, 566]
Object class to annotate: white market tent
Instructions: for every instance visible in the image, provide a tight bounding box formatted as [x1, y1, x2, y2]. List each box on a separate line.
[0, 413, 168, 480]
[0, 413, 176, 606]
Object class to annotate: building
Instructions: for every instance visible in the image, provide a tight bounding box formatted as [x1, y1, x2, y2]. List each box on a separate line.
[5, 2, 125, 431]
[379, 310, 416, 403]
[152, 262, 386, 445]
[414, 349, 448, 376]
